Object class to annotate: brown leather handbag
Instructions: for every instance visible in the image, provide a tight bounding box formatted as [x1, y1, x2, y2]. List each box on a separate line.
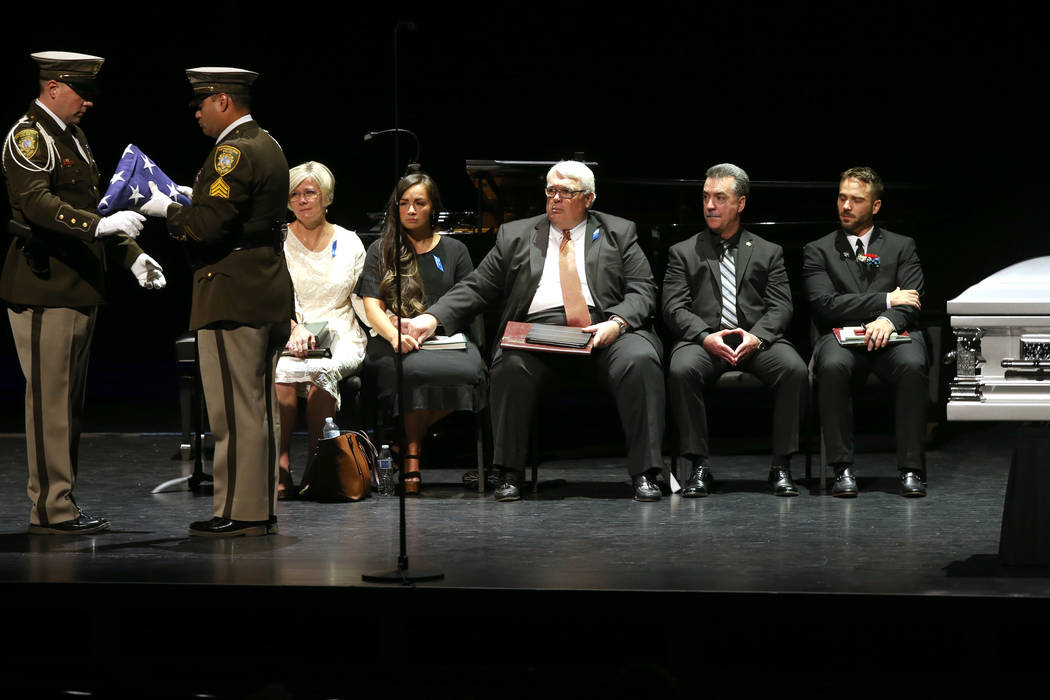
[299, 430, 377, 502]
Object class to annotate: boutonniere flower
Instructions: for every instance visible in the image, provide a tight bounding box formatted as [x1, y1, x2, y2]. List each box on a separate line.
[856, 252, 880, 270]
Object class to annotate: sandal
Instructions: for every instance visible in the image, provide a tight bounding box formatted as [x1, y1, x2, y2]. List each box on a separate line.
[398, 453, 422, 496]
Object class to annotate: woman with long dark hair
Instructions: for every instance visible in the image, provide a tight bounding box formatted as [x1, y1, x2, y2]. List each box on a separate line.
[356, 173, 486, 494]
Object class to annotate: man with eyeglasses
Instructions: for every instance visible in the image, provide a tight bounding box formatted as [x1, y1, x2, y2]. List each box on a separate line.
[402, 160, 666, 502]
[139, 67, 293, 536]
[662, 163, 808, 498]
[1, 51, 166, 535]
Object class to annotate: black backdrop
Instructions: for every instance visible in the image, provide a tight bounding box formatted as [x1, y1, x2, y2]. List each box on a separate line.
[1, 3, 1047, 432]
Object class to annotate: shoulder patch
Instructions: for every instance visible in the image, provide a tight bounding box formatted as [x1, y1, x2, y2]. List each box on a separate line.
[214, 145, 241, 176]
[14, 128, 39, 160]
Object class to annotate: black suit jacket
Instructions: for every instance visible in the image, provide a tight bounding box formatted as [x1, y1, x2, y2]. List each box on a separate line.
[802, 226, 924, 336]
[662, 227, 793, 349]
[427, 210, 660, 360]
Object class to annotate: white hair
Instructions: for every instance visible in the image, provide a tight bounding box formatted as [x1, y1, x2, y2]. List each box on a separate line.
[547, 160, 596, 199]
[288, 161, 335, 208]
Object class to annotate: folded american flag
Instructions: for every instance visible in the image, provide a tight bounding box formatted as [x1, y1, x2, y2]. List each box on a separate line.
[98, 144, 192, 214]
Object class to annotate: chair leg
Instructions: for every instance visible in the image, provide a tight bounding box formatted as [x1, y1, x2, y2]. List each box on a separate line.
[475, 411, 485, 495]
[530, 406, 539, 493]
[819, 428, 828, 493]
[804, 402, 813, 483]
[178, 374, 194, 460]
[530, 446, 539, 494]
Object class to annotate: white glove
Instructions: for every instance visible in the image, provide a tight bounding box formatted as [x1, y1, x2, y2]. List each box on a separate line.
[139, 181, 178, 218]
[176, 184, 193, 198]
[96, 210, 145, 238]
[131, 253, 167, 289]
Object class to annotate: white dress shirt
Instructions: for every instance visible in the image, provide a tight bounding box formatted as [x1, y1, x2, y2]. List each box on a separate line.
[528, 220, 596, 315]
[848, 225, 895, 320]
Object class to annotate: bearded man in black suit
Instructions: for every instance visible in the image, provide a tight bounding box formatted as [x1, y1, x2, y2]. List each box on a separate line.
[663, 163, 808, 497]
[802, 167, 928, 498]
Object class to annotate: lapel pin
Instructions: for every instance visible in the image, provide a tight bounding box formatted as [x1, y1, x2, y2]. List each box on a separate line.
[592, 228, 600, 241]
[745, 240, 752, 247]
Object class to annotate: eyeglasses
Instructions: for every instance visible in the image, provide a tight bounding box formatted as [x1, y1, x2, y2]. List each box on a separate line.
[544, 186, 587, 200]
[290, 189, 320, 202]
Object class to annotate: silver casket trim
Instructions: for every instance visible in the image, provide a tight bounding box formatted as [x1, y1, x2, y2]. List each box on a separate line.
[948, 256, 1050, 421]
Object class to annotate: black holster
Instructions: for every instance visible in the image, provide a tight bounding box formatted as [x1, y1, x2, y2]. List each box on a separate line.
[8, 219, 50, 279]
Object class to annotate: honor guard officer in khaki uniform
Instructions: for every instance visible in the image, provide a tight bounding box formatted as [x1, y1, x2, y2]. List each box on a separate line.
[139, 67, 292, 537]
[1, 51, 166, 535]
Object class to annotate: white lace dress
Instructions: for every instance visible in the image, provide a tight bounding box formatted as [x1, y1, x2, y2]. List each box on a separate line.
[275, 225, 368, 408]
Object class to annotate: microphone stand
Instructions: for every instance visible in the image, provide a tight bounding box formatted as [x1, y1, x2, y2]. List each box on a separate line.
[363, 20, 443, 585]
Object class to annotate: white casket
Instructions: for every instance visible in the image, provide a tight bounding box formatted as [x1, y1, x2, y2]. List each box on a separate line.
[948, 256, 1050, 420]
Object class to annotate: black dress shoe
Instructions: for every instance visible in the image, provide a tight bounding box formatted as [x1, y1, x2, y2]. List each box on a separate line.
[899, 470, 927, 498]
[681, 466, 714, 498]
[494, 471, 522, 502]
[768, 467, 799, 497]
[188, 516, 272, 538]
[28, 511, 110, 535]
[831, 466, 858, 498]
[632, 472, 662, 502]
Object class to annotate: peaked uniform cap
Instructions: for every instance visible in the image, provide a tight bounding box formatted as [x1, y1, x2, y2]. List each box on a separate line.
[32, 51, 104, 98]
[185, 66, 259, 97]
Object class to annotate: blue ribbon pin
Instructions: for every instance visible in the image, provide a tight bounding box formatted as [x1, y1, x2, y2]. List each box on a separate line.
[592, 228, 600, 241]
[331, 239, 338, 257]
[433, 254, 443, 271]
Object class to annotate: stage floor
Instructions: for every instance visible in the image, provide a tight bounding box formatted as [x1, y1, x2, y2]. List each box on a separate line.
[0, 424, 1043, 595]
[2, 423, 1049, 697]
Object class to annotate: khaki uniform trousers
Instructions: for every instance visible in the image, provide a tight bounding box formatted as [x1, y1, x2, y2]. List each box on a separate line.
[8, 306, 97, 526]
[196, 324, 282, 522]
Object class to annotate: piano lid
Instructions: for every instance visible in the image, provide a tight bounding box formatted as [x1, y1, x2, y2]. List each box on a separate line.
[466, 159, 600, 230]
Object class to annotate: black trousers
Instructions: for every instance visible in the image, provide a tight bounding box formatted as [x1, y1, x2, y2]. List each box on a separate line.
[667, 339, 808, 463]
[811, 331, 928, 472]
[489, 311, 665, 477]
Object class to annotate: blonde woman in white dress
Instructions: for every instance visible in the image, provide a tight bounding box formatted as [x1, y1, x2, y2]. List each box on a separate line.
[276, 161, 367, 498]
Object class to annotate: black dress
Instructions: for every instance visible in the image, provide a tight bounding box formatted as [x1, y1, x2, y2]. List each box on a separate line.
[356, 236, 487, 416]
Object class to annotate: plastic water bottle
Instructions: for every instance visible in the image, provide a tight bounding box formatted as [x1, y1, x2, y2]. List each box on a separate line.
[322, 417, 340, 440]
[377, 444, 394, 496]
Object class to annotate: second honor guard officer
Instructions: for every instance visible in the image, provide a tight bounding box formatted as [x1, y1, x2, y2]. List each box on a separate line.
[140, 67, 293, 535]
[2, 51, 165, 535]
[803, 167, 928, 498]
[402, 160, 666, 502]
[663, 164, 808, 497]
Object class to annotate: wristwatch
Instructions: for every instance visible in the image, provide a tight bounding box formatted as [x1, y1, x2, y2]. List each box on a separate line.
[611, 316, 628, 336]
